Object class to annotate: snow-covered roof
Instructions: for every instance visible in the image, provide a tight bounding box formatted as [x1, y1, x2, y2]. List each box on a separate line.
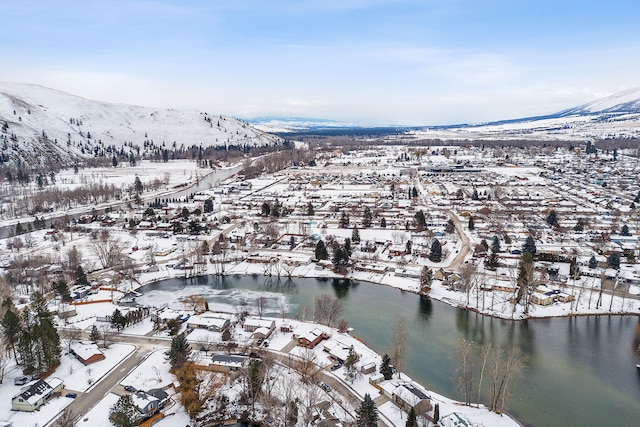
[70, 342, 104, 361]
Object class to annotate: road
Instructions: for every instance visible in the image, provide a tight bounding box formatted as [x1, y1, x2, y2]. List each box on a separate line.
[413, 176, 472, 273]
[64, 349, 147, 424]
[54, 332, 172, 425]
[445, 209, 472, 271]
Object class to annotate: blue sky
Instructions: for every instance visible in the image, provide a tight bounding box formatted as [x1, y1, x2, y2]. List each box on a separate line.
[1, 0, 639, 125]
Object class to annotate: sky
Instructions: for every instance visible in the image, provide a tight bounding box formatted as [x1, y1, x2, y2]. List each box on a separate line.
[1, 0, 639, 125]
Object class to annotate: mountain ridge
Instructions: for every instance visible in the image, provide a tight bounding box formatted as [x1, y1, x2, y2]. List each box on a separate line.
[0, 82, 281, 170]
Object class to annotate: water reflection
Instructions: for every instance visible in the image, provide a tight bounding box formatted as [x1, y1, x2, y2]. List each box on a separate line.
[417, 296, 432, 323]
[331, 278, 351, 299]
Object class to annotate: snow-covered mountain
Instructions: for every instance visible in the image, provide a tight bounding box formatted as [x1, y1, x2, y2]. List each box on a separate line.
[0, 82, 281, 169]
[247, 116, 354, 133]
[404, 88, 640, 142]
[558, 88, 640, 116]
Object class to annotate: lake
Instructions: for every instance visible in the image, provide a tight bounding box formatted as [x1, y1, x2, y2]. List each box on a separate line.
[138, 275, 640, 427]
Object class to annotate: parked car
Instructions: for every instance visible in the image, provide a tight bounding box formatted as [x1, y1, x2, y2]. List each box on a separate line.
[320, 383, 331, 392]
[124, 385, 136, 392]
[65, 392, 77, 398]
[14, 375, 32, 386]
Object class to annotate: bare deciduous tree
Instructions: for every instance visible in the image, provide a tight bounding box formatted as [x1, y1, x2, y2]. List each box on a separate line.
[313, 294, 343, 327]
[391, 315, 408, 377]
[54, 407, 77, 427]
[90, 231, 127, 269]
[182, 294, 208, 313]
[60, 327, 82, 353]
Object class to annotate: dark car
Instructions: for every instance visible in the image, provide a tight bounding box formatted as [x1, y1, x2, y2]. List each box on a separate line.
[124, 385, 136, 392]
[65, 392, 77, 398]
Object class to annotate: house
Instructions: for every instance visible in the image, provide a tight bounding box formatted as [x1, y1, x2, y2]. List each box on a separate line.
[70, 342, 105, 365]
[243, 318, 275, 334]
[146, 388, 170, 409]
[438, 412, 474, 427]
[322, 340, 352, 362]
[380, 381, 430, 413]
[11, 377, 64, 412]
[360, 362, 376, 374]
[531, 291, 554, 306]
[187, 314, 230, 332]
[209, 354, 249, 373]
[297, 327, 330, 348]
[131, 391, 159, 417]
[392, 383, 431, 412]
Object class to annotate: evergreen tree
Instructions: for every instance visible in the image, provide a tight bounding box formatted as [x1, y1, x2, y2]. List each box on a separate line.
[484, 251, 499, 270]
[588, 255, 597, 269]
[480, 239, 489, 252]
[414, 210, 427, 230]
[134, 176, 143, 194]
[468, 216, 475, 230]
[429, 239, 442, 262]
[53, 281, 71, 302]
[472, 188, 479, 200]
[419, 267, 432, 292]
[1, 303, 21, 363]
[332, 246, 350, 273]
[287, 400, 299, 425]
[433, 403, 440, 424]
[261, 202, 271, 216]
[546, 209, 558, 226]
[621, 224, 630, 236]
[89, 324, 102, 344]
[306, 202, 314, 216]
[343, 346, 360, 384]
[356, 394, 378, 427]
[75, 265, 88, 286]
[111, 309, 127, 331]
[19, 292, 61, 374]
[380, 217, 387, 228]
[203, 198, 214, 213]
[412, 186, 418, 198]
[169, 333, 191, 370]
[109, 394, 142, 427]
[271, 199, 282, 217]
[245, 358, 265, 409]
[352, 226, 361, 243]
[406, 407, 417, 427]
[515, 252, 534, 306]
[339, 210, 350, 228]
[608, 252, 620, 270]
[380, 354, 393, 380]
[522, 235, 537, 256]
[315, 240, 329, 260]
[405, 239, 412, 255]
[362, 206, 373, 228]
[491, 236, 501, 253]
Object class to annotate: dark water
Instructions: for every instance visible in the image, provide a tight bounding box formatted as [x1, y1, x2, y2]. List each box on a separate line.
[140, 275, 640, 427]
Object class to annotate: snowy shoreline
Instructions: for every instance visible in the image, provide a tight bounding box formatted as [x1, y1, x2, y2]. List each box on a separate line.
[131, 262, 640, 323]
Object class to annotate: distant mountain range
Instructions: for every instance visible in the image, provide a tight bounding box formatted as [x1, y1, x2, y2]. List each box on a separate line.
[0, 82, 280, 169]
[249, 88, 640, 141]
[1, 82, 639, 172]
